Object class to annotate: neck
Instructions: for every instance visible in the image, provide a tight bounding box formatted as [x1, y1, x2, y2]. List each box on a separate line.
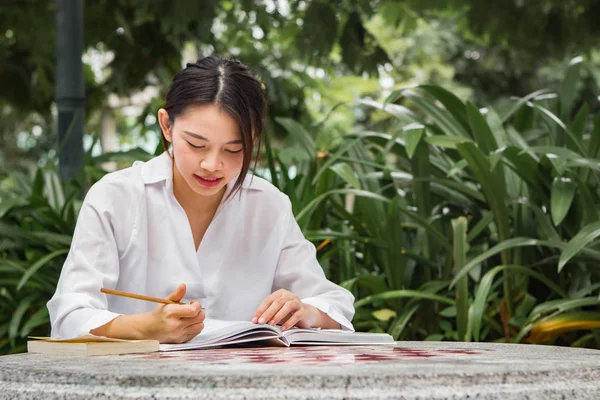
[172, 161, 225, 216]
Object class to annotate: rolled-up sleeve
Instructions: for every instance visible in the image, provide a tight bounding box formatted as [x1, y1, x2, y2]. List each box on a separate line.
[47, 177, 134, 338]
[272, 198, 355, 331]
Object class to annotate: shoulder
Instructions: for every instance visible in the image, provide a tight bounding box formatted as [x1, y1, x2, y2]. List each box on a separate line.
[240, 174, 292, 211]
[83, 159, 149, 211]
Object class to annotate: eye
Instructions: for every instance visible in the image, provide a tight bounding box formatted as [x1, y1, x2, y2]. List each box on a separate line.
[187, 141, 205, 149]
[225, 148, 243, 154]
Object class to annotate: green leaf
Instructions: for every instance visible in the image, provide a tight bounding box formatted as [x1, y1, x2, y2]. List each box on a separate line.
[329, 162, 361, 189]
[424, 135, 470, 149]
[452, 217, 470, 341]
[558, 222, 600, 272]
[345, 274, 390, 294]
[20, 307, 49, 337]
[470, 265, 568, 342]
[403, 89, 470, 138]
[550, 177, 577, 226]
[354, 290, 454, 308]
[359, 98, 420, 122]
[278, 147, 311, 165]
[559, 56, 583, 121]
[526, 146, 584, 160]
[404, 126, 424, 159]
[515, 200, 560, 242]
[456, 141, 510, 263]
[500, 89, 553, 123]
[450, 237, 563, 288]
[570, 104, 588, 143]
[466, 102, 499, 153]
[528, 298, 600, 321]
[17, 249, 69, 291]
[501, 146, 549, 194]
[530, 103, 586, 154]
[8, 295, 36, 340]
[388, 304, 419, 339]
[372, 308, 397, 322]
[275, 117, 316, 156]
[304, 230, 388, 248]
[417, 85, 469, 131]
[589, 114, 600, 159]
[466, 212, 494, 242]
[312, 137, 362, 185]
[295, 189, 389, 222]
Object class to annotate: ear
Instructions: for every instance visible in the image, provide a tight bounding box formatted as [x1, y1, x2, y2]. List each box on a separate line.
[158, 108, 173, 143]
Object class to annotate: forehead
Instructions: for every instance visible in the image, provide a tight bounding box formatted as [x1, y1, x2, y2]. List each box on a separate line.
[174, 104, 240, 140]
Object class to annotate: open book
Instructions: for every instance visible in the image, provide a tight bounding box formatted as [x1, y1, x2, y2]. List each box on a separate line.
[160, 319, 395, 351]
[27, 334, 159, 356]
[27, 319, 394, 355]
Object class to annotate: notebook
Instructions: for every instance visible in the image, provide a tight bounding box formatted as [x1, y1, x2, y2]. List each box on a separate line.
[159, 319, 395, 351]
[27, 334, 159, 356]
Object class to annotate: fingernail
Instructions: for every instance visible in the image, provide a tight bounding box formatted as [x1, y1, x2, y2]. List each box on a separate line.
[258, 317, 265, 324]
[269, 320, 275, 325]
[252, 317, 258, 324]
[280, 326, 286, 332]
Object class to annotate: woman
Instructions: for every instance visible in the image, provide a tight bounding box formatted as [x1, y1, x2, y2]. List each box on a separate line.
[48, 56, 355, 343]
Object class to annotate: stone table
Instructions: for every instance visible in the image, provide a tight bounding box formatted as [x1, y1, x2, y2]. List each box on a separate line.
[1, 341, 600, 399]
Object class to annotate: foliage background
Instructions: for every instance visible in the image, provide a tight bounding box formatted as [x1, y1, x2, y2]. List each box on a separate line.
[1, 0, 600, 353]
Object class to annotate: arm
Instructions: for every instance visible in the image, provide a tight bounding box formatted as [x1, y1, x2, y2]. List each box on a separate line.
[91, 284, 205, 343]
[47, 178, 134, 338]
[47, 178, 204, 342]
[253, 196, 355, 331]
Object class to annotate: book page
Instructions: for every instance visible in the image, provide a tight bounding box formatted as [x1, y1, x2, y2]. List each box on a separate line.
[159, 319, 280, 351]
[282, 329, 395, 345]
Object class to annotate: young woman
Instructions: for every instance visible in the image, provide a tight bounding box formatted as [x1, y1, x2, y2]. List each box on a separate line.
[48, 56, 355, 343]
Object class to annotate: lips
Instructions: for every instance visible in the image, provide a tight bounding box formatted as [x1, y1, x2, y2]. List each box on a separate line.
[194, 174, 224, 188]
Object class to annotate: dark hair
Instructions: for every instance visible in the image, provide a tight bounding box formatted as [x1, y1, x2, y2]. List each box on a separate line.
[162, 56, 267, 196]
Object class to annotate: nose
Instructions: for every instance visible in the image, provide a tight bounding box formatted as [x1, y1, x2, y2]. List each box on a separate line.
[200, 149, 222, 172]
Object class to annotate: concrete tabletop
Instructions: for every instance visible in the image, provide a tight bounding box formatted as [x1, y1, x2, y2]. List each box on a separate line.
[1, 341, 600, 399]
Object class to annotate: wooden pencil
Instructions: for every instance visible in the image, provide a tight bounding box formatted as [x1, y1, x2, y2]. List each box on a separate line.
[100, 288, 203, 308]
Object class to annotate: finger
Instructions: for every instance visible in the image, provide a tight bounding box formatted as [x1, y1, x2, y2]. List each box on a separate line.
[165, 303, 200, 318]
[281, 310, 303, 331]
[166, 283, 186, 302]
[183, 321, 204, 335]
[258, 297, 288, 325]
[188, 300, 203, 315]
[252, 292, 280, 323]
[270, 301, 300, 326]
[181, 321, 205, 342]
[182, 309, 205, 325]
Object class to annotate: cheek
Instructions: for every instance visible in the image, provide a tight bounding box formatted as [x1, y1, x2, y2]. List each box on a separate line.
[228, 154, 244, 172]
[172, 143, 194, 170]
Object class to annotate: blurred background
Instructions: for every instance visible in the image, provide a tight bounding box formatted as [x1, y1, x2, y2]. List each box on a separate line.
[2, 0, 600, 354]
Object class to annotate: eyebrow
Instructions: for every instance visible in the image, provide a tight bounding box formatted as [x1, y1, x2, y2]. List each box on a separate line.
[183, 130, 243, 145]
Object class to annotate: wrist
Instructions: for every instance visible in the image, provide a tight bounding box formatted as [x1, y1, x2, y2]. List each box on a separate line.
[303, 304, 325, 328]
[130, 312, 154, 340]
[303, 303, 340, 329]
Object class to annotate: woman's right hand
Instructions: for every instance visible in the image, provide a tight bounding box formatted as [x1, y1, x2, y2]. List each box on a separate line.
[91, 283, 205, 343]
[138, 283, 205, 343]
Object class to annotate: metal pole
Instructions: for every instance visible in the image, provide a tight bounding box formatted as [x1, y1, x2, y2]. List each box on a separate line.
[55, 0, 84, 180]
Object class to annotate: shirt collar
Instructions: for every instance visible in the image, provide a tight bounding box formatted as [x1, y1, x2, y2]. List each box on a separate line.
[139, 151, 263, 193]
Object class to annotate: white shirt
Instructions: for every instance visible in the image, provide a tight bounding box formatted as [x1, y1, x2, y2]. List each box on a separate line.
[48, 152, 355, 338]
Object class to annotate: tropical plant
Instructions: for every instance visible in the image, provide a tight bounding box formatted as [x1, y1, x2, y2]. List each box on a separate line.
[2, 57, 599, 354]
[272, 56, 600, 347]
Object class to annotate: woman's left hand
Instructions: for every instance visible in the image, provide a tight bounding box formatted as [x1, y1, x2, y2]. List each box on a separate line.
[252, 289, 319, 331]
